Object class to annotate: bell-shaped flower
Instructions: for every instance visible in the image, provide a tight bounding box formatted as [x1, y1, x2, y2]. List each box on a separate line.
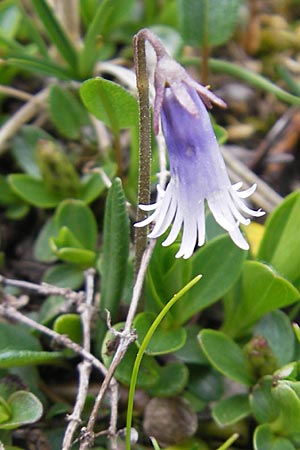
[134, 29, 265, 258]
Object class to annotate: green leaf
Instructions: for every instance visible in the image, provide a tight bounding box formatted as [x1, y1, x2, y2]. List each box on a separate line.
[0, 391, 43, 430]
[55, 200, 98, 250]
[0, 2, 22, 41]
[147, 362, 189, 397]
[0, 350, 62, 368]
[31, 0, 77, 70]
[53, 314, 82, 344]
[55, 247, 96, 266]
[250, 376, 279, 424]
[171, 235, 246, 324]
[254, 424, 296, 450]
[188, 365, 224, 402]
[199, 329, 255, 386]
[178, 0, 242, 47]
[255, 311, 296, 367]
[100, 178, 129, 320]
[0, 322, 41, 353]
[6, 54, 71, 80]
[134, 312, 186, 355]
[8, 174, 62, 208]
[78, 164, 117, 204]
[48, 85, 89, 139]
[80, 78, 138, 132]
[0, 397, 11, 423]
[212, 394, 251, 427]
[12, 125, 54, 178]
[42, 264, 84, 289]
[223, 261, 300, 337]
[34, 216, 58, 263]
[174, 325, 208, 365]
[271, 381, 300, 442]
[101, 324, 160, 389]
[257, 191, 300, 285]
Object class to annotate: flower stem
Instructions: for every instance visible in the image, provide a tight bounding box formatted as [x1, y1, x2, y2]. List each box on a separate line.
[125, 274, 202, 450]
[133, 31, 152, 278]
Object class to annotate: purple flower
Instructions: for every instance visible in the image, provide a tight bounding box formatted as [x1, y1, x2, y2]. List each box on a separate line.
[134, 29, 265, 259]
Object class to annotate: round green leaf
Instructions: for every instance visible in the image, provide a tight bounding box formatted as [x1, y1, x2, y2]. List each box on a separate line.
[254, 424, 296, 450]
[223, 261, 300, 337]
[212, 394, 251, 427]
[53, 314, 82, 344]
[80, 78, 138, 131]
[199, 329, 255, 386]
[258, 191, 300, 285]
[147, 362, 189, 397]
[55, 247, 96, 266]
[134, 312, 187, 355]
[0, 391, 43, 430]
[55, 199, 97, 250]
[8, 174, 62, 208]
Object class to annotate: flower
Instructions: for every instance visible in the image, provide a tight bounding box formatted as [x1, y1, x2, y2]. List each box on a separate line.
[134, 29, 265, 259]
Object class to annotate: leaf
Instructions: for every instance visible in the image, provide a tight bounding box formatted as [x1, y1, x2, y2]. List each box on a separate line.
[0, 391, 43, 430]
[99, 178, 129, 320]
[78, 164, 117, 204]
[55, 200, 98, 250]
[271, 381, 300, 442]
[0, 322, 41, 353]
[223, 261, 300, 337]
[54, 247, 96, 266]
[53, 314, 82, 344]
[0, 351, 62, 368]
[254, 424, 296, 450]
[101, 324, 160, 389]
[0, 2, 22, 40]
[134, 312, 186, 355]
[178, 0, 242, 47]
[34, 216, 58, 263]
[255, 311, 296, 367]
[48, 85, 89, 139]
[80, 78, 138, 132]
[6, 54, 71, 80]
[257, 191, 300, 285]
[212, 394, 251, 427]
[250, 376, 279, 424]
[8, 174, 62, 208]
[0, 397, 11, 423]
[174, 325, 208, 365]
[147, 362, 189, 397]
[188, 365, 224, 402]
[171, 235, 246, 324]
[31, 0, 77, 70]
[199, 329, 255, 386]
[12, 125, 54, 178]
[42, 264, 84, 289]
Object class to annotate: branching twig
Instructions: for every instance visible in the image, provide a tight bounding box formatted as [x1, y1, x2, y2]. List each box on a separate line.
[80, 240, 155, 449]
[62, 269, 96, 450]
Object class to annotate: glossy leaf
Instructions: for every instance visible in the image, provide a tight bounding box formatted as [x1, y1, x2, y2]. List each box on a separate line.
[255, 311, 295, 366]
[254, 424, 296, 450]
[0, 391, 43, 430]
[212, 394, 251, 427]
[250, 376, 279, 424]
[134, 312, 186, 355]
[257, 191, 300, 285]
[199, 329, 255, 386]
[147, 362, 189, 397]
[149, 235, 247, 325]
[100, 178, 129, 320]
[80, 78, 138, 132]
[53, 314, 82, 344]
[48, 85, 89, 139]
[178, 0, 242, 47]
[223, 261, 299, 337]
[101, 324, 159, 389]
[54, 200, 98, 250]
[270, 381, 300, 442]
[0, 351, 62, 368]
[8, 174, 63, 208]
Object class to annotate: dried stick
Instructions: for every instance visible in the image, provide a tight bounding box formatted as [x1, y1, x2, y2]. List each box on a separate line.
[0, 88, 49, 153]
[80, 240, 156, 450]
[62, 269, 95, 450]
